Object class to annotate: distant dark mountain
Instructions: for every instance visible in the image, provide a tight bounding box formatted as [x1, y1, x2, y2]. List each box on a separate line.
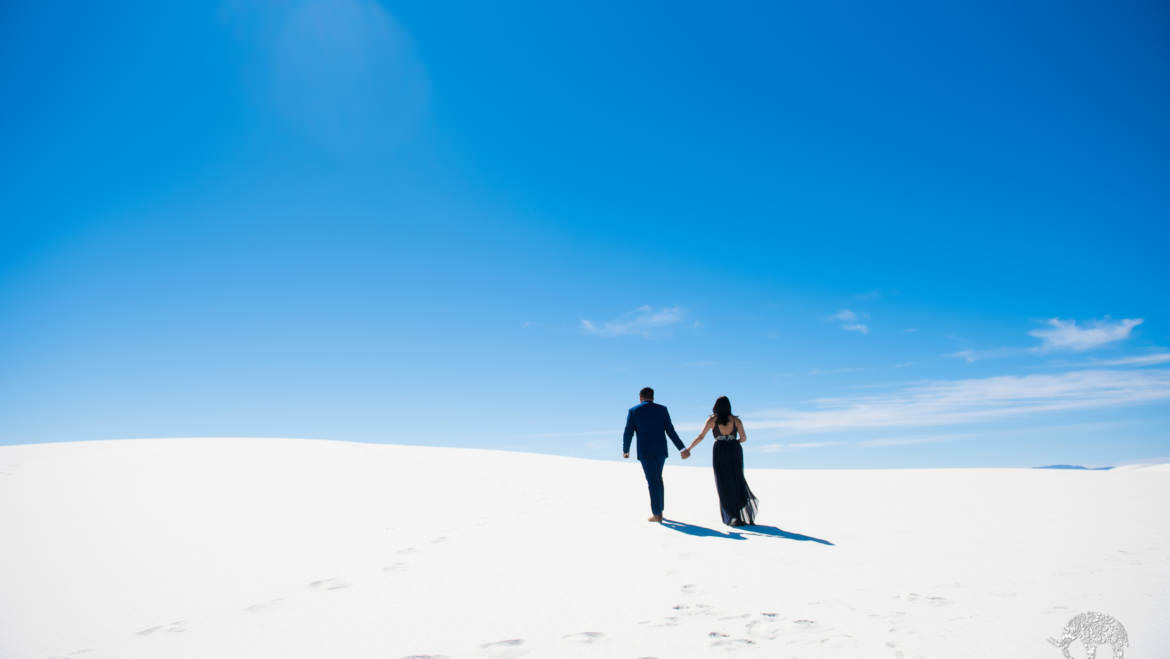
[1033, 464, 1114, 471]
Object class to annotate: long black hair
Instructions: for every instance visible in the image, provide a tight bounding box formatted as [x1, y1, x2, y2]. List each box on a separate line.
[713, 396, 732, 426]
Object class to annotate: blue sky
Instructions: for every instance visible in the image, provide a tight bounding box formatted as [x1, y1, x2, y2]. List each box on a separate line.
[1, 1, 1167, 467]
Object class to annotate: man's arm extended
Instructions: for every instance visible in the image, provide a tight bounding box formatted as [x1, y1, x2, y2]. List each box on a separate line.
[622, 410, 635, 457]
[665, 409, 685, 452]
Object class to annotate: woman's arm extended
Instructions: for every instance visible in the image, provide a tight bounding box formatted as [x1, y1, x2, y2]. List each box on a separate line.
[685, 417, 714, 454]
[736, 416, 747, 443]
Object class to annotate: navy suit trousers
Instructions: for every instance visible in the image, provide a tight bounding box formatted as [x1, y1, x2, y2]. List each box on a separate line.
[640, 455, 666, 515]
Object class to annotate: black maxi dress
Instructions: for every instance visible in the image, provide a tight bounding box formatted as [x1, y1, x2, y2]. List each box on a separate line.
[712, 419, 758, 526]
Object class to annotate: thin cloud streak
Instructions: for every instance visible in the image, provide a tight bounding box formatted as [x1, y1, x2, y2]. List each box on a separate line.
[831, 309, 869, 334]
[1029, 317, 1143, 352]
[946, 317, 1145, 363]
[858, 433, 973, 447]
[744, 368, 1170, 432]
[524, 430, 615, 439]
[809, 367, 864, 375]
[759, 441, 845, 452]
[581, 305, 685, 338]
[945, 347, 1029, 363]
[1080, 353, 1170, 367]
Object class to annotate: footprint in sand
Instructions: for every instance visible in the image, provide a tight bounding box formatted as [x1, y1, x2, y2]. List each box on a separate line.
[563, 631, 605, 644]
[680, 583, 697, 594]
[672, 603, 713, 616]
[819, 634, 854, 648]
[480, 638, 526, 658]
[136, 621, 185, 635]
[713, 639, 756, 649]
[745, 616, 783, 641]
[709, 632, 755, 650]
[308, 578, 350, 591]
[902, 592, 950, 606]
[383, 562, 407, 572]
[244, 597, 286, 613]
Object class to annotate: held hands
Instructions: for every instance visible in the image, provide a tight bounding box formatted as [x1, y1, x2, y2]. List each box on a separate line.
[623, 453, 629, 459]
[680, 449, 691, 459]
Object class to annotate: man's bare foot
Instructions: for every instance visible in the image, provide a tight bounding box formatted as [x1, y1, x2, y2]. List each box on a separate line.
[647, 515, 663, 522]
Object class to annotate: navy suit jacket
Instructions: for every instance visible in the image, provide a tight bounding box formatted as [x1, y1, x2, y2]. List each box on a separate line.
[623, 401, 686, 460]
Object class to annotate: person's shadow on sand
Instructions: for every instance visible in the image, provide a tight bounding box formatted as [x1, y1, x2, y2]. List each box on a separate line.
[660, 519, 833, 545]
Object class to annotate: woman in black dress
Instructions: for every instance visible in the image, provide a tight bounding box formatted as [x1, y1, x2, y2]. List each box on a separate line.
[682, 396, 758, 526]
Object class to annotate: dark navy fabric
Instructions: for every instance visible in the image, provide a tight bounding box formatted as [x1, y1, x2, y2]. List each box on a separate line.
[640, 454, 666, 515]
[622, 401, 686, 459]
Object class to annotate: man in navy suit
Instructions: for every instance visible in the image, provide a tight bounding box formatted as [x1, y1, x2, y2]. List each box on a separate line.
[623, 387, 688, 522]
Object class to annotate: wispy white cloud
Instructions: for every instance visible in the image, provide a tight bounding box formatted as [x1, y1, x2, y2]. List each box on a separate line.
[1029, 317, 1143, 352]
[947, 349, 977, 364]
[945, 347, 1028, 363]
[809, 367, 864, 375]
[744, 368, 1170, 432]
[858, 433, 973, 448]
[759, 441, 845, 452]
[831, 309, 869, 334]
[759, 435, 967, 451]
[581, 305, 686, 338]
[1076, 353, 1170, 368]
[524, 430, 614, 439]
[946, 317, 1144, 362]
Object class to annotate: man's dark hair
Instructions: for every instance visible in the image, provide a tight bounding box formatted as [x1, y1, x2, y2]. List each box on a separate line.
[639, 387, 654, 400]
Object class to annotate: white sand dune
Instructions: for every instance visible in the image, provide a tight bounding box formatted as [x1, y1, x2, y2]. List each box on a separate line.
[2, 438, 1167, 658]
